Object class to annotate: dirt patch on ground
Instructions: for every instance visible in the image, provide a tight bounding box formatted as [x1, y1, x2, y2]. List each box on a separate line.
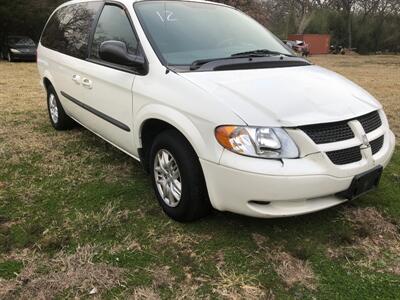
[0, 245, 125, 299]
[328, 207, 400, 274]
[252, 233, 317, 290]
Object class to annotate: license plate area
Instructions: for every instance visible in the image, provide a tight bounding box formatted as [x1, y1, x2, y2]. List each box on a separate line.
[337, 166, 383, 200]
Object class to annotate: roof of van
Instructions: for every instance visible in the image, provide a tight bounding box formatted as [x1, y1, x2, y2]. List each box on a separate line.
[57, 0, 224, 7]
[58, 0, 228, 8]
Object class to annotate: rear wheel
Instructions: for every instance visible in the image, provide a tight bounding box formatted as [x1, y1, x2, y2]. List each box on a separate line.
[150, 130, 211, 222]
[46, 85, 75, 130]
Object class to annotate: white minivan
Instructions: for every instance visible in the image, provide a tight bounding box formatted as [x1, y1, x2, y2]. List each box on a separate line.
[38, 0, 396, 222]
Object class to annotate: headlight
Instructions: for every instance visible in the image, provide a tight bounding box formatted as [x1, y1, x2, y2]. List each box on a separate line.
[10, 49, 21, 54]
[215, 126, 299, 159]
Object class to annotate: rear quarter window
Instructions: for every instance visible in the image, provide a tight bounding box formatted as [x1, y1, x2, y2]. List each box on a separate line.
[41, 2, 102, 59]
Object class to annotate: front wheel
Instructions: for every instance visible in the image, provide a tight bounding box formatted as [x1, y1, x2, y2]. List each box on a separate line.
[150, 130, 211, 222]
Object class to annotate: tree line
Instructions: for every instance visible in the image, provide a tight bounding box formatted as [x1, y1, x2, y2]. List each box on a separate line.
[217, 0, 400, 53]
[1, 0, 399, 53]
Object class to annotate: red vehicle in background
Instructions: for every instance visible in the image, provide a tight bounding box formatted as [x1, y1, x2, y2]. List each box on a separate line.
[284, 40, 310, 57]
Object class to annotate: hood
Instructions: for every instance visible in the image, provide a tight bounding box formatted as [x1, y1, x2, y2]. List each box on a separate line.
[179, 65, 381, 127]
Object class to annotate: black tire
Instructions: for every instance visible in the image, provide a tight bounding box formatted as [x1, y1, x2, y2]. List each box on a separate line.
[150, 129, 211, 222]
[46, 85, 75, 130]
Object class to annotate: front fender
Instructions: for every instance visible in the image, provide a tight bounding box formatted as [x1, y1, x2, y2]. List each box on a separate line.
[134, 104, 223, 163]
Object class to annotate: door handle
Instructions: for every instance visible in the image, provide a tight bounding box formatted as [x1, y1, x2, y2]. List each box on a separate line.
[82, 78, 93, 89]
[72, 74, 81, 84]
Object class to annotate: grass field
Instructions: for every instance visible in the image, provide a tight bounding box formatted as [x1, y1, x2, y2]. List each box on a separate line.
[0, 55, 399, 299]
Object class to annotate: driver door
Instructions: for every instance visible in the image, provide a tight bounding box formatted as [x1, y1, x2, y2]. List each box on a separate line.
[78, 3, 140, 153]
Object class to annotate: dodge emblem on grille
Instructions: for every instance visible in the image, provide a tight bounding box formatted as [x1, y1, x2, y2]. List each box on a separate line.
[362, 134, 370, 147]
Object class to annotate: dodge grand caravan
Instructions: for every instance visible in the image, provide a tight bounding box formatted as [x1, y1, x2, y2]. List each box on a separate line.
[37, 0, 396, 222]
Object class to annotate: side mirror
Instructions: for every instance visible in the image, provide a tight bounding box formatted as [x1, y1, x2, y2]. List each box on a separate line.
[99, 40, 145, 69]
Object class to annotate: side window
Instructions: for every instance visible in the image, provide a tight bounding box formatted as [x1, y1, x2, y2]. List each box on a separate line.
[91, 5, 138, 60]
[41, 2, 102, 59]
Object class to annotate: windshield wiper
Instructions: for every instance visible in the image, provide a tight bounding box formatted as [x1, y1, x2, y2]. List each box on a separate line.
[190, 57, 231, 70]
[189, 50, 296, 71]
[231, 49, 295, 58]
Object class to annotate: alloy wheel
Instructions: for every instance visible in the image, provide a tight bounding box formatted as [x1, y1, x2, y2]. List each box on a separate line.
[154, 149, 182, 208]
[49, 94, 59, 124]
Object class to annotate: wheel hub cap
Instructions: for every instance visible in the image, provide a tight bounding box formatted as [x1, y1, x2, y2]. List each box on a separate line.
[154, 149, 182, 207]
[49, 94, 59, 124]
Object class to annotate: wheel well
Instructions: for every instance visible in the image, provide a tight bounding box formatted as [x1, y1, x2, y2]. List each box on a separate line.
[139, 119, 194, 173]
[43, 78, 52, 92]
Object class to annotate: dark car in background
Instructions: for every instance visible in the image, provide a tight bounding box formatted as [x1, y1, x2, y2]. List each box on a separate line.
[1, 36, 37, 62]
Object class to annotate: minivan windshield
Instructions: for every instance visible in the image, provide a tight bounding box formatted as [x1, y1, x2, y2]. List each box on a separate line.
[134, 1, 294, 66]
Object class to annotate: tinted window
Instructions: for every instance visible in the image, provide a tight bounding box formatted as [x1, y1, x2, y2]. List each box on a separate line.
[41, 2, 102, 59]
[8, 37, 35, 46]
[91, 5, 138, 59]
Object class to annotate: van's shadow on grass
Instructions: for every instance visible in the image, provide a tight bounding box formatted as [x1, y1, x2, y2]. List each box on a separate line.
[71, 125, 355, 223]
[76, 127, 347, 220]
[47, 124, 396, 252]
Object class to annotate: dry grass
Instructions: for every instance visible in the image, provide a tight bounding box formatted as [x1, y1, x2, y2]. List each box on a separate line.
[74, 201, 130, 232]
[311, 55, 400, 142]
[109, 235, 142, 254]
[130, 287, 161, 300]
[139, 265, 202, 299]
[147, 265, 175, 289]
[146, 234, 271, 299]
[0, 62, 133, 184]
[0, 56, 399, 299]
[272, 250, 316, 290]
[0, 245, 125, 299]
[328, 207, 400, 274]
[212, 266, 272, 299]
[156, 230, 212, 262]
[252, 233, 317, 290]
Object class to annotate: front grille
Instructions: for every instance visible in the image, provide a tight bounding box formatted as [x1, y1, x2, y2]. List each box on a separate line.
[358, 111, 382, 133]
[326, 147, 362, 165]
[300, 110, 382, 145]
[299, 110, 384, 165]
[370, 136, 384, 155]
[300, 121, 354, 144]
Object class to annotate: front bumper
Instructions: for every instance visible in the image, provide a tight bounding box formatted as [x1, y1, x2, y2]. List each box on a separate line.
[201, 129, 395, 218]
[10, 53, 36, 61]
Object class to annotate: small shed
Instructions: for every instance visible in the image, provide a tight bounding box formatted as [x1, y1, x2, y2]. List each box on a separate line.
[288, 34, 331, 55]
